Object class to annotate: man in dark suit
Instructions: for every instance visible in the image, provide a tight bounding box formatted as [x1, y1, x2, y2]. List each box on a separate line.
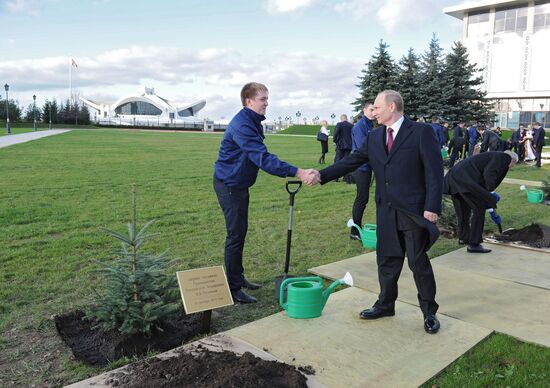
[443, 151, 518, 253]
[532, 121, 546, 168]
[467, 122, 479, 156]
[448, 121, 468, 168]
[478, 126, 503, 152]
[333, 114, 354, 183]
[309, 90, 444, 334]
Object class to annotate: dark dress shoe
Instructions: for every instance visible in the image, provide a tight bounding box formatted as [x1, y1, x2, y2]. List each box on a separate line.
[424, 314, 440, 334]
[231, 289, 257, 304]
[243, 279, 262, 290]
[350, 233, 362, 241]
[359, 306, 395, 320]
[467, 244, 492, 253]
[458, 239, 467, 245]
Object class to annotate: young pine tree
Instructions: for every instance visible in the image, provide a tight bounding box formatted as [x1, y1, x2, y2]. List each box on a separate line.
[353, 39, 397, 111]
[441, 41, 491, 124]
[86, 185, 181, 336]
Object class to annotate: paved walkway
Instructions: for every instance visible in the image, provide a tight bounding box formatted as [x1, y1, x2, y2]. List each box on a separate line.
[0, 130, 70, 149]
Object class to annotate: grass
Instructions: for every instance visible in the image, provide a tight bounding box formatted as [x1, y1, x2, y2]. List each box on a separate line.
[1, 128, 550, 386]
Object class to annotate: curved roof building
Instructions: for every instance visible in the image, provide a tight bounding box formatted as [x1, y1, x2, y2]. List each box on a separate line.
[80, 86, 206, 125]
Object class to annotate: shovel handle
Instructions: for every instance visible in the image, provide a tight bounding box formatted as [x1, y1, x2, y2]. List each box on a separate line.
[286, 180, 302, 195]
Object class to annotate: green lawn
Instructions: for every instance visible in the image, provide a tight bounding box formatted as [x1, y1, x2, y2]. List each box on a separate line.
[1, 129, 550, 386]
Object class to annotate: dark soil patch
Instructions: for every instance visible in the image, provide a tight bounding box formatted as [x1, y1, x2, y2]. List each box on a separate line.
[54, 310, 204, 366]
[106, 346, 311, 388]
[494, 223, 550, 248]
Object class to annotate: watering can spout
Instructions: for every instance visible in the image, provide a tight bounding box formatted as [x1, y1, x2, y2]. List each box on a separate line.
[321, 272, 354, 308]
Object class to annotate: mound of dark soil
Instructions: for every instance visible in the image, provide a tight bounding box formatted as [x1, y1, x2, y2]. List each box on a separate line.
[55, 310, 204, 366]
[494, 223, 550, 248]
[105, 346, 311, 388]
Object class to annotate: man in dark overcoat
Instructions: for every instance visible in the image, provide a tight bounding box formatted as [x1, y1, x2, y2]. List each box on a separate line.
[478, 126, 503, 152]
[333, 114, 354, 182]
[314, 90, 444, 334]
[533, 121, 546, 168]
[443, 151, 518, 253]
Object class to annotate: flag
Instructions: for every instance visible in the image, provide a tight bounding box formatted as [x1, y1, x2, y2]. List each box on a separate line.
[71, 58, 78, 68]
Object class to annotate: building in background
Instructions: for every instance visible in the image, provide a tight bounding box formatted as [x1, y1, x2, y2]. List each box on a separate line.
[444, 0, 550, 128]
[80, 86, 206, 126]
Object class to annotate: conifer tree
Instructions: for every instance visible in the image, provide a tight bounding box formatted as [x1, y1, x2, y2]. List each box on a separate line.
[86, 185, 181, 336]
[353, 39, 397, 111]
[396, 48, 421, 118]
[441, 41, 491, 124]
[417, 34, 447, 118]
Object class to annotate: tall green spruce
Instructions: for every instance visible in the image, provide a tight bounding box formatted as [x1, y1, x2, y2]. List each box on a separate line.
[353, 39, 397, 111]
[417, 33, 447, 118]
[86, 185, 181, 336]
[396, 48, 421, 118]
[441, 41, 491, 124]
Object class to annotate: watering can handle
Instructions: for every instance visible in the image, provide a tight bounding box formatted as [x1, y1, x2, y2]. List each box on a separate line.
[286, 180, 302, 195]
[279, 276, 323, 309]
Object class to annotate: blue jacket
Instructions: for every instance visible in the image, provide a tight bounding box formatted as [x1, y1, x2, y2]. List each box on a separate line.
[431, 123, 445, 147]
[214, 108, 298, 189]
[352, 116, 373, 172]
[468, 126, 478, 144]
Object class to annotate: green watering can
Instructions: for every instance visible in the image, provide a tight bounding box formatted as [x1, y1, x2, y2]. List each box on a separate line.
[520, 185, 544, 203]
[279, 272, 353, 319]
[347, 219, 377, 248]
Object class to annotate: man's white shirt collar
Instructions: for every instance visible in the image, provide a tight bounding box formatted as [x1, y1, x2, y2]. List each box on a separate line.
[387, 116, 404, 139]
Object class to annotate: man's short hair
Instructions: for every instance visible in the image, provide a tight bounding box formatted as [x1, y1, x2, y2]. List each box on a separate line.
[534, 121, 541, 126]
[340, 114, 348, 121]
[241, 82, 268, 106]
[431, 116, 439, 123]
[378, 90, 404, 113]
[504, 150, 519, 163]
[363, 101, 373, 109]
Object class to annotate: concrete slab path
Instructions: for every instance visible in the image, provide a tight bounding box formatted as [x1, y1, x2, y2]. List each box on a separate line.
[309, 245, 550, 347]
[0, 130, 70, 148]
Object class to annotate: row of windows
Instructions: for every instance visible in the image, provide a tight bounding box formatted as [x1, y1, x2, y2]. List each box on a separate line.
[495, 111, 550, 129]
[115, 101, 162, 116]
[467, 1, 550, 37]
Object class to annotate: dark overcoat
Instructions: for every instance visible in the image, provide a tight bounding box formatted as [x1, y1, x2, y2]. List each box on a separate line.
[443, 151, 511, 209]
[320, 117, 444, 256]
[333, 121, 353, 150]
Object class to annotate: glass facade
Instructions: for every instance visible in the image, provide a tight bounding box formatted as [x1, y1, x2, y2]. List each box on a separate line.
[115, 101, 162, 116]
[467, 11, 490, 37]
[494, 6, 528, 33]
[534, 1, 550, 31]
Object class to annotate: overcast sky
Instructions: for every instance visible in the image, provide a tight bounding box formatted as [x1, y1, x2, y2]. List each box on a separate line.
[0, 0, 463, 122]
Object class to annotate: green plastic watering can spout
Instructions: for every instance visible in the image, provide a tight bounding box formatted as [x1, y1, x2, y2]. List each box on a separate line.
[321, 272, 354, 308]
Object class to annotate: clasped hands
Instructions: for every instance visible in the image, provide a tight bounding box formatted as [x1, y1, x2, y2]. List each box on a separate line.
[296, 168, 321, 186]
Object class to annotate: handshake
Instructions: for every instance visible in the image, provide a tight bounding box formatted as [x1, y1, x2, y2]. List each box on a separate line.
[296, 168, 321, 186]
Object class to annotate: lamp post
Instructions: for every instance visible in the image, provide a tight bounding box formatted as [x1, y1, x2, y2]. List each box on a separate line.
[4, 84, 10, 134]
[33, 94, 37, 131]
[303, 117, 307, 125]
[330, 113, 335, 125]
[49, 102, 52, 130]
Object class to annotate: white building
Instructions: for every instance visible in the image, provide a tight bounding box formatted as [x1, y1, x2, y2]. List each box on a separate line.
[444, 0, 550, 128]
[80, 87, 206, 126]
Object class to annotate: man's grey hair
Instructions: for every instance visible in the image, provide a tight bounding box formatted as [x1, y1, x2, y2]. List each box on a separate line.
[504, 150, 519, 163]
[378, 90, 404, 113]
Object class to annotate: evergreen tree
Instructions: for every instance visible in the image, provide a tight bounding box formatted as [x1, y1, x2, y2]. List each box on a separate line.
[79, 104, 91, 125]
[42, 99, 60, 124]
[417, 34, 447, 118]
[23, 103, 42, 122]
[396, 48, 421, 118]
[353, 39, 397, 111]
[86, 185, 181, 336]
[0, 99, 22, 122]
[441, 41, 491, 124]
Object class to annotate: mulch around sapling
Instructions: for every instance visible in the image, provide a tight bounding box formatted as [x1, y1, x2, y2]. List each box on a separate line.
[105, 344, 312, 388]
[55, 310, 204, 366]
[493, 223, 550, 248]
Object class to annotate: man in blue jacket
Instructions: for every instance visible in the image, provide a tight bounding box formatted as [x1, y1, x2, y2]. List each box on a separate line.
[467, 122, 479, 156]
[350, 102, 375, 241]
[214, 82, 313, 303]
[430, 116, 445, 148]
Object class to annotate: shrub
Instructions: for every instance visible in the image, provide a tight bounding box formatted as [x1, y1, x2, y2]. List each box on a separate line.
[85, 185, 181, 336]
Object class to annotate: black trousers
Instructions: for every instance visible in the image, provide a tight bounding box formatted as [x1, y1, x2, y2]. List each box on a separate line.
[535, 146, 543, 167]
[374, 212, 438, 316]
[451, 192, 485, 246]
[213, 177, 249, 291]
[448, 142, 466, 168]
[351, 169, 373, 235]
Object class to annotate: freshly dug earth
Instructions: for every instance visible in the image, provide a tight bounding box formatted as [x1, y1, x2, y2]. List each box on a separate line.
[55, 310, 204, 366]
[106, 346, 311, 388]
[494, 223, 550, 248]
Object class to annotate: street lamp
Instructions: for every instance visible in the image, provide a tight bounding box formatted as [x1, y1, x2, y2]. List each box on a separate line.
[48, 101, 52, 130]
[33, 94, 37, 131]
[4, 83, 10, 134]
[330, 113, 336, 125]
[296, 111, 301, 124]
[303, 117, 307, 124]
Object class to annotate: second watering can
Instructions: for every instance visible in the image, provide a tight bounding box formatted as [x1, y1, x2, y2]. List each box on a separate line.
[279, 272, 353, 319]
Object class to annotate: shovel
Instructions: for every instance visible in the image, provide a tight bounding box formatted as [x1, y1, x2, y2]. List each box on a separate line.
[274, 180, 302, 300]
[488, 208, 503, 234]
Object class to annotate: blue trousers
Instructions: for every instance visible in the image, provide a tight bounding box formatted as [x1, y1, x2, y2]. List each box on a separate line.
[213, 177, 249, 291]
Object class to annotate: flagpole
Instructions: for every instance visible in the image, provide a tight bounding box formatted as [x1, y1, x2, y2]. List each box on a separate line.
[69, 57, 72, 104]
